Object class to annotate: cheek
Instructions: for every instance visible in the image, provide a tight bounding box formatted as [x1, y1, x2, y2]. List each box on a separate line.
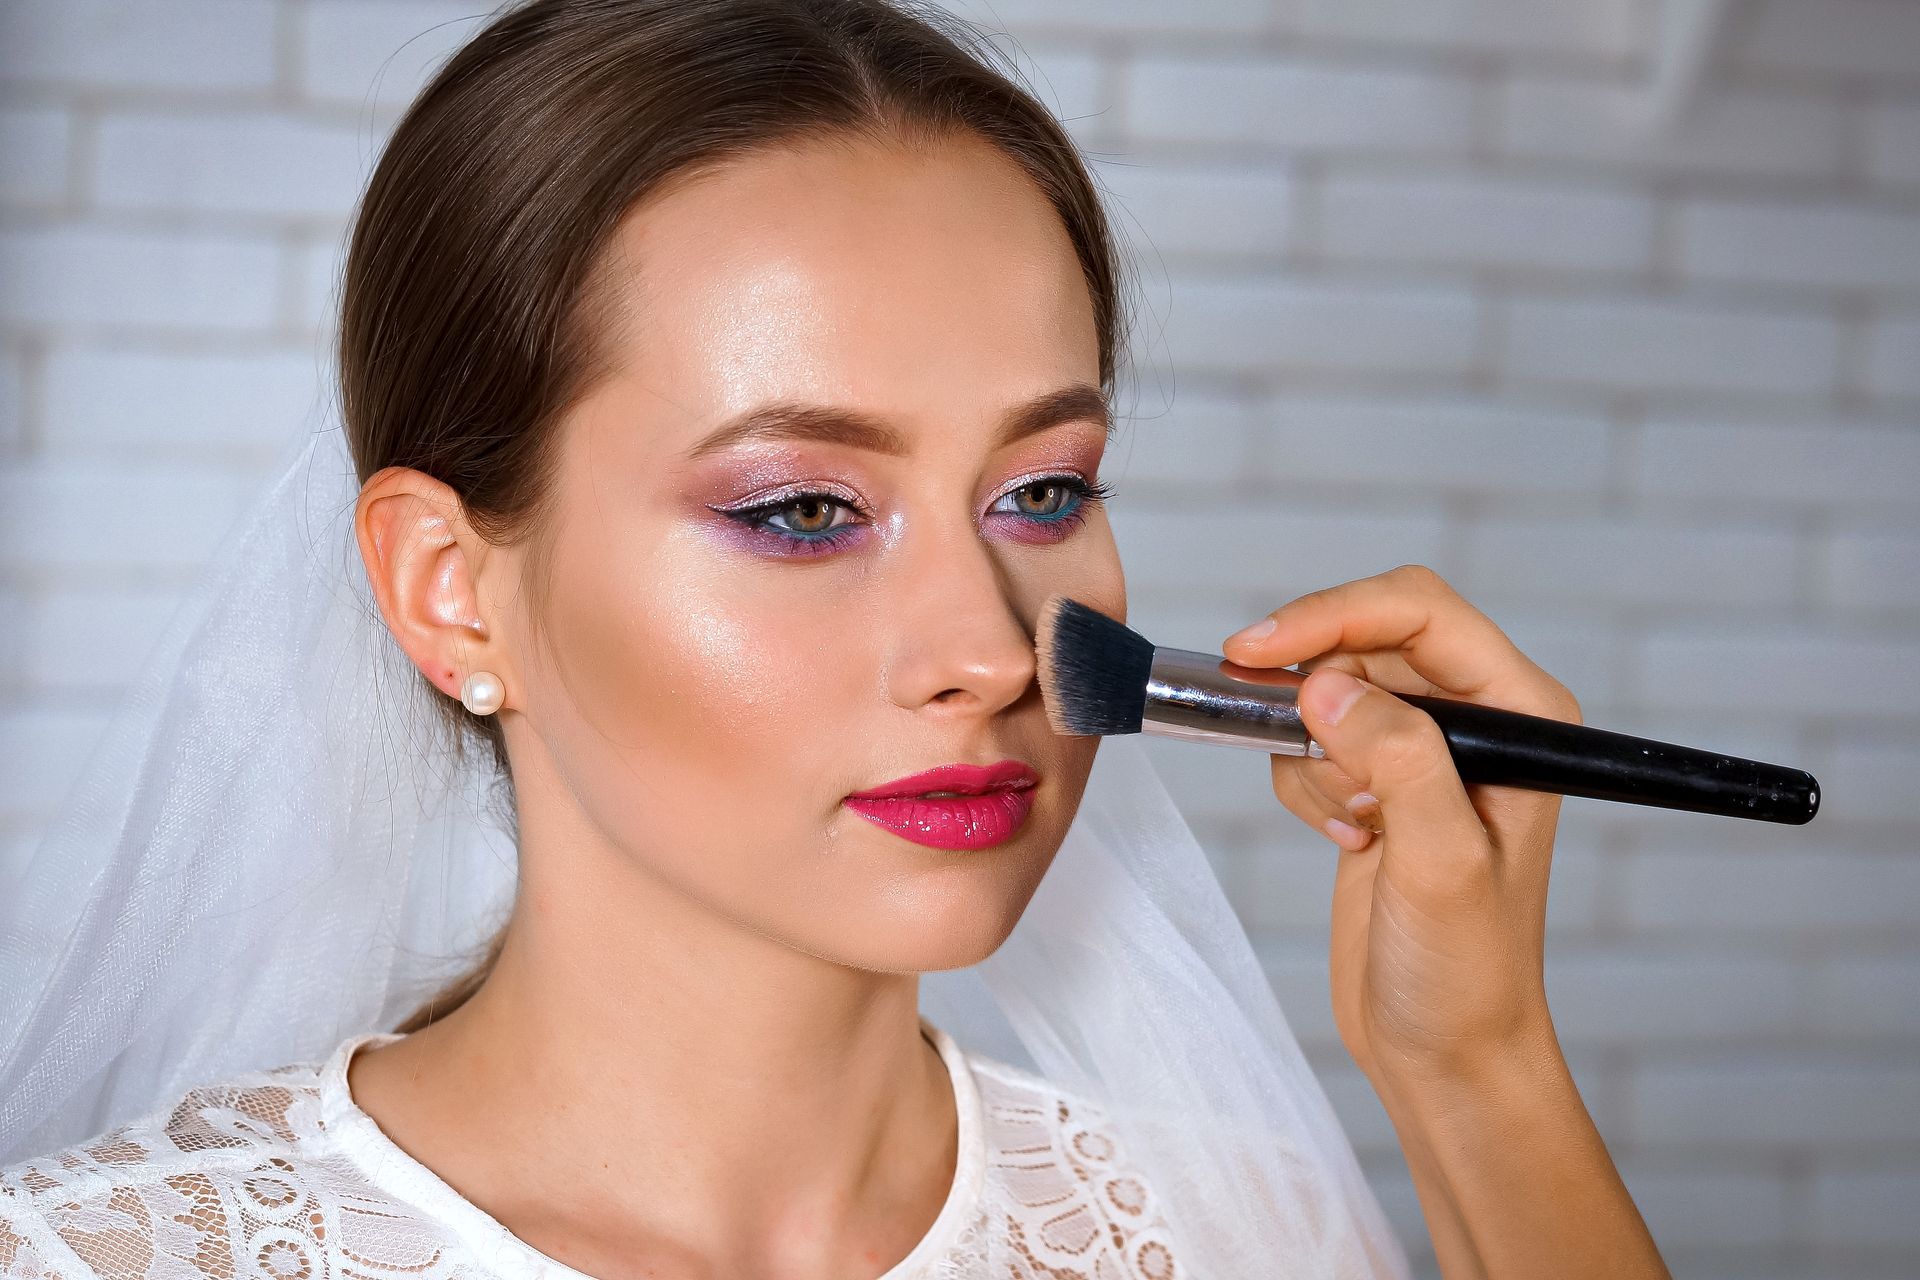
[527, 515, 866, 842]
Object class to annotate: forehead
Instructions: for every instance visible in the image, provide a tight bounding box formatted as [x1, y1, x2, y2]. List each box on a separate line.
[590, 129, 1101, 445]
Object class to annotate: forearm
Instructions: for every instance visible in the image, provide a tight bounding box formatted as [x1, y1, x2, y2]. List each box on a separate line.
[1371, 1024, 1668, 1279]
[1381, 1089, 1488, 1280]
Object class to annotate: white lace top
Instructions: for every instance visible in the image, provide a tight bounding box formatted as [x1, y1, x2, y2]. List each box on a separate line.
[0, 1017, 1180, 1280]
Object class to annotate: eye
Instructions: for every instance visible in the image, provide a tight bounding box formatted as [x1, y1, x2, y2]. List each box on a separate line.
[714, 490, 868, 557]
[989, 474, 1115, 536]
[711, 473, 1114, 559]
[995, 476, 1108, 520]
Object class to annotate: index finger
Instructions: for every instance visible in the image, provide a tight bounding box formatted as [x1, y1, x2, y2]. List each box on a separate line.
[1222, 564, 1560, 708]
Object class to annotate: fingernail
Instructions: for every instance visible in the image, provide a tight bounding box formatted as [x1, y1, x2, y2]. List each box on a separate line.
[1323, 816, 1371, 850]
[1346, 792, 1383, 833]
[1308, 669, 1367, 726]
[1225, 617, 1276, 647]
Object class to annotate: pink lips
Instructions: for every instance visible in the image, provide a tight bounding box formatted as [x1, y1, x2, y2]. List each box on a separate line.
[844, 760, 1041, 851]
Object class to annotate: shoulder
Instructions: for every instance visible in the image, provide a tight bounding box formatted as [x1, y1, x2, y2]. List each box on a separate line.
[958, 1047, 1181, 1276]
[0, 1055, 351, 1280]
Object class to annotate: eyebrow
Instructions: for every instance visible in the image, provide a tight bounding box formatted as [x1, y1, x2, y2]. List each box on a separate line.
[682, 382, 1114, 462]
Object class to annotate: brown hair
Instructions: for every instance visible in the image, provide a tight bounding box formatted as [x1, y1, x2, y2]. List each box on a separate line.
[338, 0, 1131, 1035]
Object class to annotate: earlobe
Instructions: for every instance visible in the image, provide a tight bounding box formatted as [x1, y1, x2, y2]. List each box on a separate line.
[353, 468, 510, 708]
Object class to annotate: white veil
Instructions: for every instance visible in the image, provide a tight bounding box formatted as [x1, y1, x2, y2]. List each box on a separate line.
[0, 415, 1411, 1277]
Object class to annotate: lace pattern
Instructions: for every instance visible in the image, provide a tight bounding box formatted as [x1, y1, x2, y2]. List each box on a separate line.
[1, 1038, 1179, 1280]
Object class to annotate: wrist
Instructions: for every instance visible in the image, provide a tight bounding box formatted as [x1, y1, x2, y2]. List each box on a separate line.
[1370, 1000, 1565, 1111]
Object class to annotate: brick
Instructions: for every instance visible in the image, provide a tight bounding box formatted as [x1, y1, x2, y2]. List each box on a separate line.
[296, 237, 349, 335]
[1630, 1057, 1920, 1147]
[1313, 1065, 1401, 1154]
[0, 227, 279, 332]
[1106, 391, 1258, 486]
[297, 1, 490, 110]
[1257, 393, 1611, 493]
[1465, 515, 1798, 610]
[1294, 0, 1642, 59]
[0, 707, 113, 821]
[43, 346, 326, 456]
[1863, 313, 1920, 400]
[1543, 945, 1809, 1043]
[0, 463, 254, 573]
[1128, 57, 1474, 155]
[1318, 170, 1655, 274]
[1619, 846, 1920, 936]
[0, 105, 70, 209]
[1502, 295, 1841, 396]
[0, 346, 21, 449]
[1443, 603, 1620, 709]
[1134, 731, 1281, 830]
[16, 587, 188, 691]
[1107, 505, 1449, 595]
[1811, 1165, 1920, 1247]
[1822, 527, 1920, 614]
[1810, 956, 1920, 1039]
[940, 0, 1271, 35]
[1725, 0, 1920, 86]
[0, 0, 275, 92]
[1252, 938, 1341, 1048]
[1229, 835, 1341, 934]
[1094, 160, 1292, 258]
[1615, 1159, 1794, 1249]
[1639, 626, 1920, 719]
[1158, 276, 1482, 376]
[1817, 736, 1920, 824]
[1678, 200, 1920, 294]
[1635, 417, 1920, 508]
[1011, 48, 1108, 128]
[1499, 79, 1846, 180]
[1542, 843, 1604, 935]
[1864, 101, 1920, 189]
[94, 112, 373, 220]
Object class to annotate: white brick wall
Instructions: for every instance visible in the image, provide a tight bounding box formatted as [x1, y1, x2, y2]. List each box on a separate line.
[3, 2, 1916, 1276]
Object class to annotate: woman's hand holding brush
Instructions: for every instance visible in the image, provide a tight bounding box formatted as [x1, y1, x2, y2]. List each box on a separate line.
[1221, 563, 1670, 1280]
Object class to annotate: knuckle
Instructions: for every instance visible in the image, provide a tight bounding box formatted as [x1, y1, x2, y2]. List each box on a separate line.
[1372, 713, 1449, 787]
[1388, 562, 1451, 595]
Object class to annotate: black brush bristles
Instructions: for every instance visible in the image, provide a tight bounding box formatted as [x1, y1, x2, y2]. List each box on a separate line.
[1035, 595, 1156, 736]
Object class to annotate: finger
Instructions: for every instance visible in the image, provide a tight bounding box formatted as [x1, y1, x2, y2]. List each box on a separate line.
[1301, 651, 1563, 846]
[1268, 757, 1376, 851]
[1291, 754, 1386, 833]
[1223, 564, 1576, 719]
[1298, 649, 1446, 701]
[1296, 666, 1492, 887]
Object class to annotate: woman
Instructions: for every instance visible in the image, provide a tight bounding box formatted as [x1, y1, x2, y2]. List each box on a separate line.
[0, 1, 1667, 1276]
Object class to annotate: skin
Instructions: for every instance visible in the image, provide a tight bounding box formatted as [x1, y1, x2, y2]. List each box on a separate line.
[349, 129, 1668, 1277]
[349, 129, 1121, 1279]
[1224, 565, 1670, 1278]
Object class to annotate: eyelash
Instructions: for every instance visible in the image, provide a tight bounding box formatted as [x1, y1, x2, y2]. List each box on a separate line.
[715, 474, 1114, 557]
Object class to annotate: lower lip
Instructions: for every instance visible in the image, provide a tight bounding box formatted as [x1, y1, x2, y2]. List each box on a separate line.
[842, 787, 1036, 850]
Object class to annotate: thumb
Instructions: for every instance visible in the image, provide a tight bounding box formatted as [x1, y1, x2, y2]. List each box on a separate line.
[1296, 667, 1491, 880]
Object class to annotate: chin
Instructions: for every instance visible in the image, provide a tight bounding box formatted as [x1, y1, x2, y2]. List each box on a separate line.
[823, 845, 1055, 975]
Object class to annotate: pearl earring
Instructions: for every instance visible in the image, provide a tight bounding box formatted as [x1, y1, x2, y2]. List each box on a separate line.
[459, 670, 505, 716]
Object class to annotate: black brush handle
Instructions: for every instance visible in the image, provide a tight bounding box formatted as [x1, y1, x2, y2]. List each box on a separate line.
[1395, 693, 1819, 824]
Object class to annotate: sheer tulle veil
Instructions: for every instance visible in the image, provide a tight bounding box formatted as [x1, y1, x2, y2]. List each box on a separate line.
[0, 415, 1411, 1276]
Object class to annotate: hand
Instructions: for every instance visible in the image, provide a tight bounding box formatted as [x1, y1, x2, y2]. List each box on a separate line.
[1222, 564, 1583, 1090]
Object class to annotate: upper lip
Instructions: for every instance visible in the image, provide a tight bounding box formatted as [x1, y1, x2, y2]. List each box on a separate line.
[847, 760, 1041, 800]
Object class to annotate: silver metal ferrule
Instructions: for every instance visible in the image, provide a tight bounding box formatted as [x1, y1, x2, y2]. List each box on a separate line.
[1140, 646, 1326, 758]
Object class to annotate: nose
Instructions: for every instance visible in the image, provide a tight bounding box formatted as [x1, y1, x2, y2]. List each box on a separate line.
[881, 522, 1038, 720]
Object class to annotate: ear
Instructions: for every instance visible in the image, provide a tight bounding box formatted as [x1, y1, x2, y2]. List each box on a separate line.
[354, 466, 518, 711]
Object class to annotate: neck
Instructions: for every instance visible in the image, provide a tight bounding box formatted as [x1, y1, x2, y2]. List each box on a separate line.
[348, 811, 959, 1274]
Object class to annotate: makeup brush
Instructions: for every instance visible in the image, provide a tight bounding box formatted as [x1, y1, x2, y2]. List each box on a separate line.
[1035, 594, 1819, 826]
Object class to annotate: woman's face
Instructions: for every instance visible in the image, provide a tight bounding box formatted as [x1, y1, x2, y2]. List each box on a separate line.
[502, 129, 1125, 973]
